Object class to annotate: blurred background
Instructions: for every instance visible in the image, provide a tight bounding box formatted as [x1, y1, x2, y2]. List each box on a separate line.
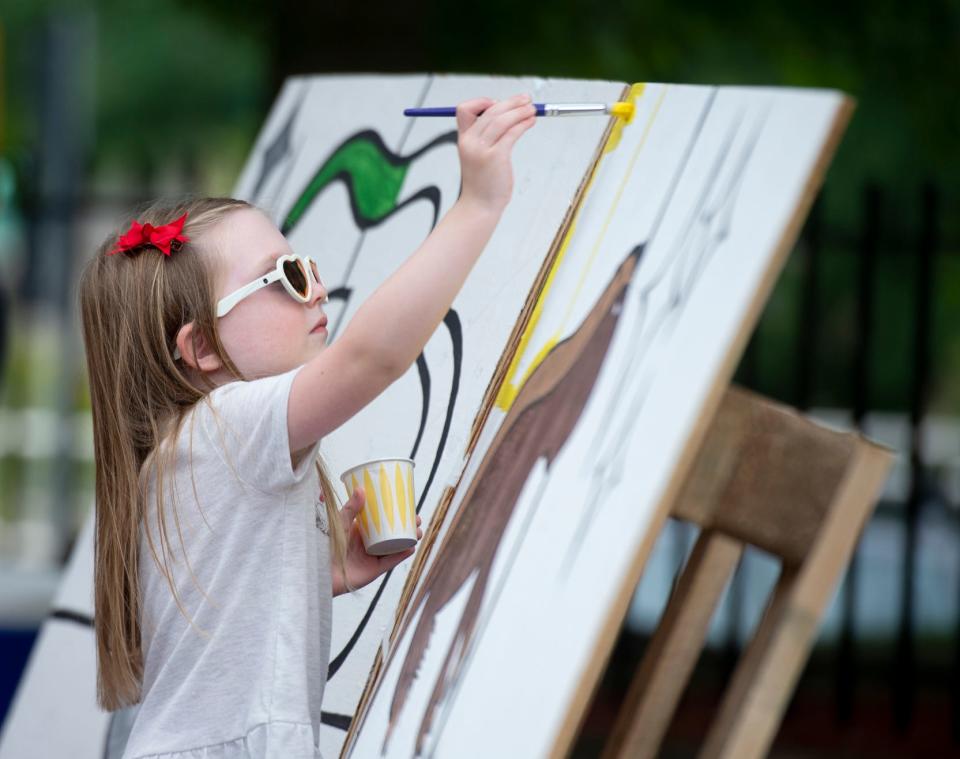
[0, 0, 957, 756]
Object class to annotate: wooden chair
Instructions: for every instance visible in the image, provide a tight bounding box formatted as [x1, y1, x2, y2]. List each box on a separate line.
[602, 384, 894, 759]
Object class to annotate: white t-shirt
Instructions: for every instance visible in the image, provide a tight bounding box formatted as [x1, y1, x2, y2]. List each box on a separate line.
[121, 364, 331, 759]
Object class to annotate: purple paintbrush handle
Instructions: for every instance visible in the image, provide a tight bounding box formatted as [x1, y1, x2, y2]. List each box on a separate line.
[403, 104, 546, 117]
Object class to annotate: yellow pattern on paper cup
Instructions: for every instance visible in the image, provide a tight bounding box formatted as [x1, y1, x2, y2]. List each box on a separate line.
[395, 463, 408, 529]
[380, 463, 394, 530]
[349, 473, 370, 538]
[358, 504, 369, 541]
[363, 468, 381, 533]
[406, 466, 415, 514]
[343, 460, 416, 547]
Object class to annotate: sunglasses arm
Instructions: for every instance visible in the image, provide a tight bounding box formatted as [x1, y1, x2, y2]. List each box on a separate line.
[215, 271, 282, 318]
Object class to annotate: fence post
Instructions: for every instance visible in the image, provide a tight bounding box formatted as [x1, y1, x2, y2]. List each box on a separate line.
[893, 181, 938, 732]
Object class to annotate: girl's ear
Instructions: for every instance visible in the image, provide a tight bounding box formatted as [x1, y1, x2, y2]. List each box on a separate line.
[176, 322, 222, 373]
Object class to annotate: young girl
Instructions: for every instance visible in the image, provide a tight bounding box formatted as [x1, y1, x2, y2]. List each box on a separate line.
[78, 93, 536, 758]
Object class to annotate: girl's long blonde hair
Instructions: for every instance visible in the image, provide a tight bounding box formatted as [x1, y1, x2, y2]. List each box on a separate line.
[78, 196, 353, 712]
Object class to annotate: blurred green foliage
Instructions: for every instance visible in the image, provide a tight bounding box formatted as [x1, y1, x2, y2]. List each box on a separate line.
[3, 0, 268, 175]
[4, 0, 955, 224]
[1, 0, 957, 413]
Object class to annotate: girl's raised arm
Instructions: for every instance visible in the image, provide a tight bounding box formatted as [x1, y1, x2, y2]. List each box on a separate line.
[287, 94, 537, 453]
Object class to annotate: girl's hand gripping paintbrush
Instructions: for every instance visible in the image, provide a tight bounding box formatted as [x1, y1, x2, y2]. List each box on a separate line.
[455, 93, 537, 215]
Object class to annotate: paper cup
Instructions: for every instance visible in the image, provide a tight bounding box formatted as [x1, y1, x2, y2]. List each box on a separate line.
[340, 457, 417, 556]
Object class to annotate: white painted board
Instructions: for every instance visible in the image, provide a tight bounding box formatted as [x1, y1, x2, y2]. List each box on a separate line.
[347, 83, 847, 758]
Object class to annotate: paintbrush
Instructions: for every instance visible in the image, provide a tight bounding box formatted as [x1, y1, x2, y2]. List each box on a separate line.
[403, 102, 635, 120]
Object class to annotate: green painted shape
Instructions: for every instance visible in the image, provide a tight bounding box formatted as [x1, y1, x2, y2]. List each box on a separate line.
[284, 136, 409, 231]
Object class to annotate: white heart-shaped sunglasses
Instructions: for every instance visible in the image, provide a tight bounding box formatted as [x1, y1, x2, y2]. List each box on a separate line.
[174, 253, 328, 361]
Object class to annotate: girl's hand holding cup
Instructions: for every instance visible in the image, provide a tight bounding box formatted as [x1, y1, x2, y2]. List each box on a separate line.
[455, 93, 537, 215]
[335, 457, 421, 595]
[333, 485, 423, 595]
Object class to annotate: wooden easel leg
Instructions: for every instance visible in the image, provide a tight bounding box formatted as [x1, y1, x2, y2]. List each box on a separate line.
[603, 529, 743, 759]
[599, 385, 893, 759]
[698, 442, 893, 759]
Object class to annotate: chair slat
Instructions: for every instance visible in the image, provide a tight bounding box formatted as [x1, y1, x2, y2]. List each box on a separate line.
[605, 529, 743, 759]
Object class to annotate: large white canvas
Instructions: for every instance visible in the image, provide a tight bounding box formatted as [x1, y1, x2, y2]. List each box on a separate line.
[345, 84, 849, 758]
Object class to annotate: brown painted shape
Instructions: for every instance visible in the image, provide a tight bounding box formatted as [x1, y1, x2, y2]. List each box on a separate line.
[378, 246, 641, 756]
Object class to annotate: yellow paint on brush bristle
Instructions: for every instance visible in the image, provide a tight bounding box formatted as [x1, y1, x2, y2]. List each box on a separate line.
[603, 83, 645, 154]
[609, 101, 635, 120]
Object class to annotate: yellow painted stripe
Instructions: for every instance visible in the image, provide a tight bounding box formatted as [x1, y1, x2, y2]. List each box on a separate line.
[395, 463, 408, 529]
[494, 83, 665, 411]
[380, 463, 394, 530]
[364, 468, 381, 533]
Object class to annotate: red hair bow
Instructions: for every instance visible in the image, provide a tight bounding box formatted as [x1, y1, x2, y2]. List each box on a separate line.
[107, 213, 190, 256]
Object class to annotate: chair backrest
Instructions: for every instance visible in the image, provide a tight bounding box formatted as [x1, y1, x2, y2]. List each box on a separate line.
[602, 385, 894, 759]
